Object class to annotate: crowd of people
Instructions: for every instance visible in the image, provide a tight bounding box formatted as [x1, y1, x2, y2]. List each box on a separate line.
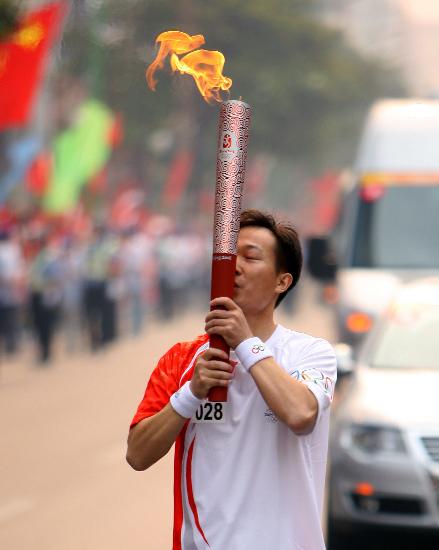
[0, 219, 211, 365]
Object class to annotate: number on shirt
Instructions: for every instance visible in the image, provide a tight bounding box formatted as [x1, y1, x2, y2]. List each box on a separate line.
[193, 402, 225, 423]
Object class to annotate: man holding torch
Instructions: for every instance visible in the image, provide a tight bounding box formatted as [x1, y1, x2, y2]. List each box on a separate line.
[127, 31, 336, 549]
[127, 210, 336, 550]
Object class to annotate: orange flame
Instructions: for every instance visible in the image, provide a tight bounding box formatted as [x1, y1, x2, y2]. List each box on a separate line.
[146, 30, 232, 103]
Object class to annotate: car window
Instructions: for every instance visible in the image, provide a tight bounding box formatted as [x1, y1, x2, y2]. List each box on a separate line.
[370, 306, 439, 369]
[331, 184, 358, 266]
[352, 185, 439, 268]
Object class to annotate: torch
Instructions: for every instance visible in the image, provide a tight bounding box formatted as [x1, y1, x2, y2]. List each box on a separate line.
[208, 100, 251, 402]
[145, 31, 251, 401]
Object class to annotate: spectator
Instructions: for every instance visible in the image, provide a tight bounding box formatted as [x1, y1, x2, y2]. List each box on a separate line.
[28, 235, 63, 365]
[0, 227, 25, 356]
[120, 226, 154, 336]
[83, 225, 119, 350]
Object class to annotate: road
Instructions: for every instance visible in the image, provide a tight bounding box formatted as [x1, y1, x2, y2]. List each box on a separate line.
[0, 281, 335, 549]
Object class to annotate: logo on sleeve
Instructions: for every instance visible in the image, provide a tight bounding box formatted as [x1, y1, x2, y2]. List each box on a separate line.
[289, 368, 334, 400]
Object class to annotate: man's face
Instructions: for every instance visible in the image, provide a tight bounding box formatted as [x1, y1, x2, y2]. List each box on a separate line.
[233, 225, 287, 315]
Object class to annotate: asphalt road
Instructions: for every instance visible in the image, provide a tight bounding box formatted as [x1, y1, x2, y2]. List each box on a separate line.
[0, 281, 336, 549]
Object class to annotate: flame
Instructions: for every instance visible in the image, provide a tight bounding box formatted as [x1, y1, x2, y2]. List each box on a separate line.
[146, 31, 205, 90]
[146, 30, 232, 103]
[171, 50, 232, 103]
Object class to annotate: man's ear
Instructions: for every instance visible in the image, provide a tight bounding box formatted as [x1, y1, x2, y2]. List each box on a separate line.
[276, 272, 293, 294]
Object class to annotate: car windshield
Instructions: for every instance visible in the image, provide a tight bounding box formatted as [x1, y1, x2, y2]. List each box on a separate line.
[352, 185, 439, 268]
[369, 306, 439, 369]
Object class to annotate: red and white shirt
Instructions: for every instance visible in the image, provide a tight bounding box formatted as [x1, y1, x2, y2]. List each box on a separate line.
[130, 324, 337, 550]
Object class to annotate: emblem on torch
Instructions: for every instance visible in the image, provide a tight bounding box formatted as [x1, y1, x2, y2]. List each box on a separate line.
[221, 132, 234, 150]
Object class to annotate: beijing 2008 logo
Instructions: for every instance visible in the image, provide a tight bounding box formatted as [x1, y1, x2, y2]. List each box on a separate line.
[252, 344, 265, 354]
[222, 133, 232, 149]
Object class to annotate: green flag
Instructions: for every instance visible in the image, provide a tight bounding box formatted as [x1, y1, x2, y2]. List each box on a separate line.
[43, 99, 113, 213]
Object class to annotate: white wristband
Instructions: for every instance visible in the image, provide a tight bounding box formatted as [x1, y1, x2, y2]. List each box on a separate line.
[235, 337, 274, 372]
[170, 381, 202, 419]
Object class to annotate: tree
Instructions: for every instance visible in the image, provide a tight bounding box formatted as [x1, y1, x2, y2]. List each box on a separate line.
[0, 0, 20, 41]
[58, 0, 406, 207]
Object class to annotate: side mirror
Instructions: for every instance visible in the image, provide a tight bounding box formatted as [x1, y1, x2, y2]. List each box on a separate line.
[334, 343, 354, 378]
[306, 237, 338, 281]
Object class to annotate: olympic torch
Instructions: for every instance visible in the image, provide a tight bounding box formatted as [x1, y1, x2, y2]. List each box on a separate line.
[208, 100, 251, 402]
[145, 31, 251, 401]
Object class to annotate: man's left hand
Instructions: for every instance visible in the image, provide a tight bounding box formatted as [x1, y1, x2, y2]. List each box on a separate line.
[205, 297, 253, 349]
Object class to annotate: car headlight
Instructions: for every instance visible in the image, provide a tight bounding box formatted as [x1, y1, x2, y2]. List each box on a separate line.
[342, 424, 407, 456]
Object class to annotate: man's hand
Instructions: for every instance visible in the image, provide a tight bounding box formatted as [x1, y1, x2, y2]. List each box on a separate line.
[205, 297, 253, 349]
[190, 348, 234, 399]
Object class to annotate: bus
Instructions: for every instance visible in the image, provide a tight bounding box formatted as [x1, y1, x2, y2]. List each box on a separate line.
[307, 99, 439, 347]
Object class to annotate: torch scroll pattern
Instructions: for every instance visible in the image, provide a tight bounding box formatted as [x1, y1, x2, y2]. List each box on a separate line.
[213, 100, 251, 254]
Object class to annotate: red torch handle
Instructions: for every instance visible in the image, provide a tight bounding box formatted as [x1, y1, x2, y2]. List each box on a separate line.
[208, 254, 236, 402]
[208, 334, 229, 402]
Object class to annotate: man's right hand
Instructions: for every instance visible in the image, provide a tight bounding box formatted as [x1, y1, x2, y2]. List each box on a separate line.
[190, 348, 234, 399]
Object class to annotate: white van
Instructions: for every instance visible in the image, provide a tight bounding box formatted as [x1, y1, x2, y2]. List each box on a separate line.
[307, 99, 439, 347]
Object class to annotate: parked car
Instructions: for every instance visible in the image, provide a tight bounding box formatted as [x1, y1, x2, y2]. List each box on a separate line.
[327, 279, 439, 548]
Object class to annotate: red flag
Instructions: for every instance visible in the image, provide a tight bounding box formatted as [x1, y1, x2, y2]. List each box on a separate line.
[0, 2, 68, 130]
[162, 149, 194, 208]
[107, 113, 124, 148]
[309, 171, 340, 233]
[88, 166, 108, 194]
[26, 151, 53, 196]
[245, 154, 272, 199]
[111, 186, 145, 229]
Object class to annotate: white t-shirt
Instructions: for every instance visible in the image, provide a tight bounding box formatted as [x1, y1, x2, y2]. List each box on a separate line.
[131, 324, 337, 550]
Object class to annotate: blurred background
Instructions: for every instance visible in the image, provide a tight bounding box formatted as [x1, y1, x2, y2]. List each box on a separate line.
[1, 1, 439, 549]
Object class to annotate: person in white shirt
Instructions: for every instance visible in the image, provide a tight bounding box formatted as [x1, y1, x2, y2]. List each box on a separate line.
[0, 227, 25, 355]
[127, 209, 337, 549]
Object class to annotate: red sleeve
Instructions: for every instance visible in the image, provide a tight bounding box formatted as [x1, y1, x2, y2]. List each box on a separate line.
[129, 336, 208, 429]
[130, 343, 182, 429]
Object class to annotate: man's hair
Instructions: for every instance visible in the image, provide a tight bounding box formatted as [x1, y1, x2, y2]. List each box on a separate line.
[240, 209, 302, 307]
